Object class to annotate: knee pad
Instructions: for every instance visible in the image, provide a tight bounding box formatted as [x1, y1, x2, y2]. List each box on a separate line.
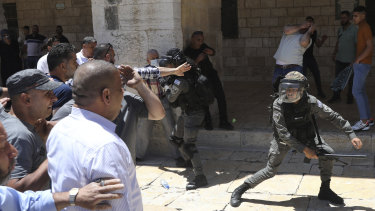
[169, 136, 184, 147]
[179, 142, 198, 160]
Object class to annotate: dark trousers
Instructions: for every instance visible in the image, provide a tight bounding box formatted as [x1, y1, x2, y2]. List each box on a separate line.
[204, 71, 229, 123]
[332, 60, 353, 100]
[303, 56, 324, 94]
[27, 56, 40, 68]
[244, 138, 334, 188]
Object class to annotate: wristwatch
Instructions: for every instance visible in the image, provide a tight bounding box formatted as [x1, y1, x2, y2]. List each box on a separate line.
[69, 188, 79, 206]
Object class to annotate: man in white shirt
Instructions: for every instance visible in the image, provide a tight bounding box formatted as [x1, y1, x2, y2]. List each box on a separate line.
[76, 37, 97, 65]
[37, 37, 60, 74]
[47, 60, 143, 211]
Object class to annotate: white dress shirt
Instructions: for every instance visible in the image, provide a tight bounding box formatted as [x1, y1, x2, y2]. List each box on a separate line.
[47, 107, 143, 211]
[37, 53, 49, 74]
[76, 50, 88, 65]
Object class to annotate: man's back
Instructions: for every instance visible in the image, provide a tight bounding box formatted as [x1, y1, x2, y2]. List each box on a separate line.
[47, 107, 142, 211]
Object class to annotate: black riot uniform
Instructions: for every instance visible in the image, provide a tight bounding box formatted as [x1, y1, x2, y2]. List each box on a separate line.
[230, 71, 359, 207]
[160, 48, 214, 190]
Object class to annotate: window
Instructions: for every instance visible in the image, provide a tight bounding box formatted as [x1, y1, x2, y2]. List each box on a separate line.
[2, 3, 18, 39]
[221, 0, 238, 39]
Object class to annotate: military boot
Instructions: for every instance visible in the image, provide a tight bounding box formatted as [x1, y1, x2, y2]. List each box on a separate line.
[318, 180, 344, 205]
[186, 174, 208, 190]
[230, 183, 250, 207]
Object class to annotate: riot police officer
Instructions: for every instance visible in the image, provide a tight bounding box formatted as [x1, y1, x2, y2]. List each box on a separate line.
[230, 71, 362, 207]
[160, 48, 215, 190]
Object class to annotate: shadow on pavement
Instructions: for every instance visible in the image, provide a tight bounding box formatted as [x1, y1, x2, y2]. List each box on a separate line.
[241, 196, 375, 211]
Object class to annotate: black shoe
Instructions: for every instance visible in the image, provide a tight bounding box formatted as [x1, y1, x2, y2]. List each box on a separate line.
[186, 175, 208, 190]
[219, 121, 234, 130]
[230, 183, 251, 207]
[318, 180, 345, 205]
[175, 157, 193, 168]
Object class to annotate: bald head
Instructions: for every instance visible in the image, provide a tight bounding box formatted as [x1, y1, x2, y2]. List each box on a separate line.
[72, 60, 118, 106]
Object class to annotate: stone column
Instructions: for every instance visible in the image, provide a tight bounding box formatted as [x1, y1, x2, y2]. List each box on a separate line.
[91, 0, 183, 67]
[0, 5, 7, 30]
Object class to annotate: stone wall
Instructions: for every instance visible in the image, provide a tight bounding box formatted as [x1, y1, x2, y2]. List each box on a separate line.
[222, 0, 371, 82]
[91, 0, 183, 67]
[1, 0, 93, 50]
[181, 0, 223, 75]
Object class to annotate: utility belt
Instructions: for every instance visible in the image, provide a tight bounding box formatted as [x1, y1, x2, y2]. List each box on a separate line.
[275, 64, 300, 69]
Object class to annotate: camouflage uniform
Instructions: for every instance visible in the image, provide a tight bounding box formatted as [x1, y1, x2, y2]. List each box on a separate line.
[244, 94, 357, 187]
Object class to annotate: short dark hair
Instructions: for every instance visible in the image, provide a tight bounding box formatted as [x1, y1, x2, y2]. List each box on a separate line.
[82, 36, 97, 45]
[305, 16, 314, 22]
[23, 26, 29, 30]
[56, 25, 62, 29]
[47, 37, 60, 47]
[353, 6, 366, 13]
[341, 10, 351, 17]
[47, 43, 76, 71]
[93, 43, 113, 60]
[192, 31, 203, 37]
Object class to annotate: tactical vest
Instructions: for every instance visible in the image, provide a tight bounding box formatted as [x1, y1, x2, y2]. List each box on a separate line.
[281, 94, 316, 144]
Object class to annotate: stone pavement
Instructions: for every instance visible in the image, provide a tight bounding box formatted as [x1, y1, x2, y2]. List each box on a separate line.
[137, 147, 375, 211]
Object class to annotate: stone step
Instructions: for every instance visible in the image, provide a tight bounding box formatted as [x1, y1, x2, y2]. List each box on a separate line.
[197, 128, 375, 153]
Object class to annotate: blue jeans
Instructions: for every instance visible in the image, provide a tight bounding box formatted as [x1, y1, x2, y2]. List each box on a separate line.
[272, 65, 303, 85]
[352, 63, 371, 120]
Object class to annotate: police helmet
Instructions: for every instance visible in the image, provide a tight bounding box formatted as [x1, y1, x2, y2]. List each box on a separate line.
[278, 71, 308, 103]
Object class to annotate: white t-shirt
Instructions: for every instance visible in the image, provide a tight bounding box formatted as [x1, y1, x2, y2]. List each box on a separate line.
[37, 53, 49, 74]
[273, 33, 311, 66]
[76, 50, 88, 65]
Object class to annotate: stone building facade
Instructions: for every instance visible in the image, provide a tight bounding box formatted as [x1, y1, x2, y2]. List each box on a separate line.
[1, 0, 93, 51]
[0, 0, 373, 82]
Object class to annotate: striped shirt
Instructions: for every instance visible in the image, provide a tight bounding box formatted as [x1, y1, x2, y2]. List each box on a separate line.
[47, 107, 143, 211]
[24, 34, 46, 57]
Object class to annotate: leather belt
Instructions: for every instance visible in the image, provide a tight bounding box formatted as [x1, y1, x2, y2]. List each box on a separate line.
[275, 64, 299, 69]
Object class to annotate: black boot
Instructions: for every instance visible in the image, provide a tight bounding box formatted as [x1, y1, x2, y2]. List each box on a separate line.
[186, 174, 208, 190]
[230, 183, 251, 207]
[318, 180, 344, 205]
[219, 120, 234, 130]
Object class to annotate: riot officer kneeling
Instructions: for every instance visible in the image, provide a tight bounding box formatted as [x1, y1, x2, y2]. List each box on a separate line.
[230, 71, 363, 207]
[158, 48, 214, 190]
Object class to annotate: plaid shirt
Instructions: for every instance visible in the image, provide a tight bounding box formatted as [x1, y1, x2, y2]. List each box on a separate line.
[139, 65, 163, 97]
[135, 66, 160, 80]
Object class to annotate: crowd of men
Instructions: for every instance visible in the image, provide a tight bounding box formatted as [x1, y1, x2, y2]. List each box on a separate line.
[0, 5, 371, 211]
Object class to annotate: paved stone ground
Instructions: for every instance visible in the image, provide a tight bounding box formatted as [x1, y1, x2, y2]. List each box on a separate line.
[137, 147, 375, 211]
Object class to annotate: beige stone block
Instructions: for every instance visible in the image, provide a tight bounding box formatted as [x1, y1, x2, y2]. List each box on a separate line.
[245, 47, 257, 56]
[251, 8, 271, 17]
[238, 8, 250, 18]
[222, 47, 232, 57]
[271, 8, 287, 17]
[238, 18, 247, 28]
[232, 47, 246, 57]
[263, 38, 277, 48]
[261, 17, 278, 26]
[136, 166, 166, 187]
[245, 0, 261, 8]
[246, 17, 261, 27]
[294, 0, 310, 7]
[288, 8, 304, 16]
[276, 0, 294, 7]
[269, 27, 283, 37]
[144, 205, 178, 211]
[251, 27, 270, 37]
[238, 0, 245, 8]
[303, 7, 321, 16]
[245, 38, 262, 48]
[314, 16, 329, 26]
[311, 0, 331, 6]
[320, 6, 335, 16]
[261, 0, 276, 8]
[278, 16, 298, 26]
[256, 47, 270, 56]
[239, 28, 251, 38]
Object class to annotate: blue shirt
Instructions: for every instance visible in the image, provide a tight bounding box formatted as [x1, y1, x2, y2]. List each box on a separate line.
[0, 186, 56, 211]
[47, 107, 142, 211]
[50, 75, 72, 109]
